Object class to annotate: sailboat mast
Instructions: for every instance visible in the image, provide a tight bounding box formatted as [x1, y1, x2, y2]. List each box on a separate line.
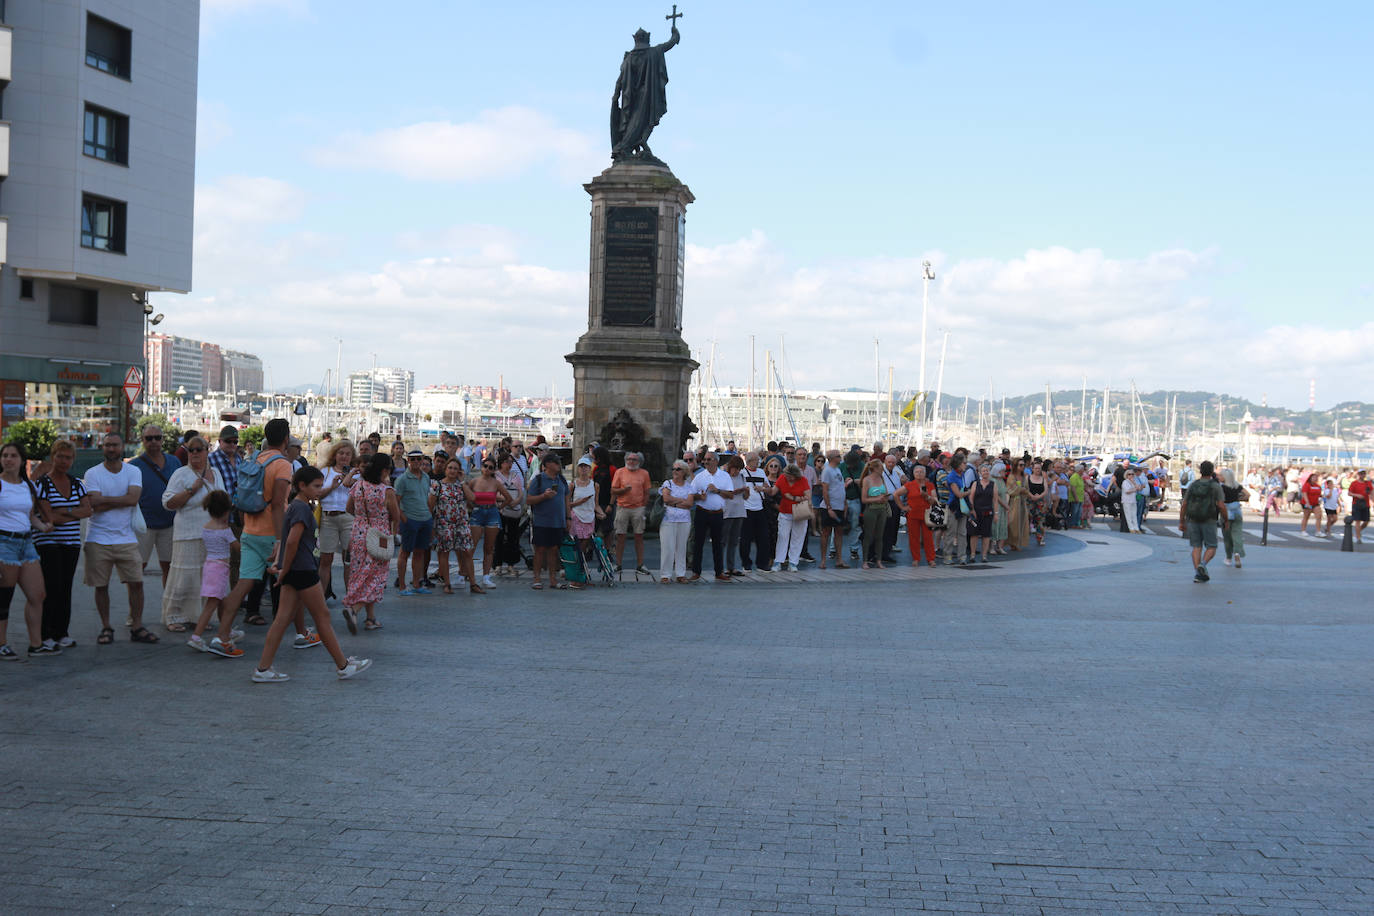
[932, 332, 948, 441]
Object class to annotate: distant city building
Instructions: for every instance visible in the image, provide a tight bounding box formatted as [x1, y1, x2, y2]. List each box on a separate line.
[0, 1, 199, 449]
[348, 367, 414, 407]
[411, 385, 514, 422]
[145, 333, 262, 396]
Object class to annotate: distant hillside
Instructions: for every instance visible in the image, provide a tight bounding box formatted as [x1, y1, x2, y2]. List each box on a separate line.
[954, 389, 1374, 438]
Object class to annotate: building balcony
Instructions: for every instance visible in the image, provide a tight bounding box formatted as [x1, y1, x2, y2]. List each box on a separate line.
[0, 217, 8, 265]
[0, 121, 9, 179]
[0, 26, 11, 84]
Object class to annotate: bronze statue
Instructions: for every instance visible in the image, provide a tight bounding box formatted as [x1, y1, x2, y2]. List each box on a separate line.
[610, 7, 682, 163]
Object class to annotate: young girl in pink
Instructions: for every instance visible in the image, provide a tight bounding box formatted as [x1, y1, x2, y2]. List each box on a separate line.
[188, 490, 242, 656]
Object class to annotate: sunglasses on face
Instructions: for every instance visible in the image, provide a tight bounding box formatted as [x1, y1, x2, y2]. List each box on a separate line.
[482, 463, 496, 469]
[144, 435, 162, 441]
[188, 446, 206, 453]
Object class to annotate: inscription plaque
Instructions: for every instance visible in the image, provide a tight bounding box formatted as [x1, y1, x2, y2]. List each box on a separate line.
[603, 206, 658, 327]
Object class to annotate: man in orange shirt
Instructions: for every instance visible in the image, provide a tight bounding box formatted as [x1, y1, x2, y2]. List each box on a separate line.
[610, 452, 652, 574]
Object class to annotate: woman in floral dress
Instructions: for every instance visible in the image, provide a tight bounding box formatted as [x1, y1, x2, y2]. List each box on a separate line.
[343, 453, 400, 632]
[429, 459, 479, 594]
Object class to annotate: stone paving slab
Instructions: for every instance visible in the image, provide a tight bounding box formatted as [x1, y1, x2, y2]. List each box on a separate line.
[1, 531, 1371, 913]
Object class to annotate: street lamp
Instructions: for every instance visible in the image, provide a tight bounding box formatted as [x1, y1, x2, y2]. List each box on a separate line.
[462, 391, 471, 448]
[1240, 410, 1254, 478]
[918, 259, 934, 436]
[175, 385, 186, 425]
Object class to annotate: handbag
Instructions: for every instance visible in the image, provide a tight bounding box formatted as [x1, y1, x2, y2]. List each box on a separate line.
[792, 499, 813, 522]
[925, 503, 948, 530]
[365, 526, 391, 561]
[356, 482, 391, 561]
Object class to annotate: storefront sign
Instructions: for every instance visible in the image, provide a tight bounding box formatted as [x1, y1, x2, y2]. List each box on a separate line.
[57, 367, 101, 382]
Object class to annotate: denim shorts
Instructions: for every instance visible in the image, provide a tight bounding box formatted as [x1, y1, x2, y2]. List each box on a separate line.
[399, 518, 433, 552]
[0, 532, 39, 566]
[470, 506, 501, 528]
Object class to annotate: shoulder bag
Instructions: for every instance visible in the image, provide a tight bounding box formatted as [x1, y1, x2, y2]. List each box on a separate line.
[361, 484, 392, 561]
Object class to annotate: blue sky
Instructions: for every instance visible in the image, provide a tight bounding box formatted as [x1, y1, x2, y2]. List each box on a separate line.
[170, 0, 1373, 409]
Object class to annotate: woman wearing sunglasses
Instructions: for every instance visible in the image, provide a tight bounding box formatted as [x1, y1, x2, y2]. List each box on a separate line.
[465, 457, 512, 589]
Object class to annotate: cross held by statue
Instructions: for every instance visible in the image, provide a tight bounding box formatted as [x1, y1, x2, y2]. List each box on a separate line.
[666, 4, 683, 26]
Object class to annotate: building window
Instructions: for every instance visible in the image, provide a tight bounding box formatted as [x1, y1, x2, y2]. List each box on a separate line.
[49, 285, 99, 326]
[19, 278, 34, 300]
[81, 194, 127, 252]
[85, 14, 132, 79]
[83, 105, 129, 164]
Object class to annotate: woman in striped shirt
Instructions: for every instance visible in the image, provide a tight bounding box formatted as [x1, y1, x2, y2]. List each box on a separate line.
[35, 439, 91, 650]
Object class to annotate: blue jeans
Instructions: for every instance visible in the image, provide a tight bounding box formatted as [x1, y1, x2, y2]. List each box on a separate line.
[1067, 501, 1082, 528]
[843, 499, 862, 555]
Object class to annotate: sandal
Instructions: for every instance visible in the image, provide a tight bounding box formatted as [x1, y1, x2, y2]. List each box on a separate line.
[530, 582, 544, 590]
[165, 622, 187, 633]
[675, 576, 689, 584]
[364, 619, 383, 630]
[442, 585, 454, 595]
[97, 627, 115, 645]
[470, 584, 485, 595]
[130, 626, 160, 644]
[245, 614, 269, 626]
[660, 577, 670, 584]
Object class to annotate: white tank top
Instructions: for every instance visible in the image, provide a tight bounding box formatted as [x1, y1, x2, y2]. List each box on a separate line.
[571, 480, 596, 524]
[0, 479, 35, 533]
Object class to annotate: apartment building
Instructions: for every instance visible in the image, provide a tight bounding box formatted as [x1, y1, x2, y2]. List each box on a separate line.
[0, 1, 198, 451]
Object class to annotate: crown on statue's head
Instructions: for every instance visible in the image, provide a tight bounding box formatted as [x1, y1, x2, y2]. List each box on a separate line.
[633, 28, 650, 43]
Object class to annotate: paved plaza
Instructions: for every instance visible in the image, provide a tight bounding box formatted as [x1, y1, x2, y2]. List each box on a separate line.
[2, 526, 1372, 914]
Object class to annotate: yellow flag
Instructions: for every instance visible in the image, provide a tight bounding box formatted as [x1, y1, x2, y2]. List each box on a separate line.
[899, 394, 919, 422]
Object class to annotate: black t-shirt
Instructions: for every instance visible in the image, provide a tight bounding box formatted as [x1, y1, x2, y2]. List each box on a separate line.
[278, 499, 319, 572]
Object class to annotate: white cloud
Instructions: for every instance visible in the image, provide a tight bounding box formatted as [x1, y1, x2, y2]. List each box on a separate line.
[309, 107, 602, 182]
[157, 203, 1371, 408]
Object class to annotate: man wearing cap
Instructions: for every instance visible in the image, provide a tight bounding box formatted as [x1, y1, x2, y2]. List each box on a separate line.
[285, 437, 308, 472]
[841, 447, 866, 560]
[610, 452, 652, 575]
[207, 426, 243, 586]
[393, 449, 434, 595]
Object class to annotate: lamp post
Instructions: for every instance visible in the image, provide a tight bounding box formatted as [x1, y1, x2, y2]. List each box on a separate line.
[1240, 410, 1254, 478]
[918, 259, 934, 439]
[462, 391, 471, 448]
[175, 386, 186, 426]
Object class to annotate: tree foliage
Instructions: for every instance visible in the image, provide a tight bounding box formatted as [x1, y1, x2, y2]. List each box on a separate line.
[2, 419, 59, 460]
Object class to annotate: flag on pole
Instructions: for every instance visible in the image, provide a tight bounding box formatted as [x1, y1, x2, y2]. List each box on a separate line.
[899, 393, 920, 422]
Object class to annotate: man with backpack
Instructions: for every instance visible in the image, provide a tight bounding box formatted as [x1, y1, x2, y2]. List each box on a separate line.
[209, 419, 317, 655]
[1179, 459, 1228, 583]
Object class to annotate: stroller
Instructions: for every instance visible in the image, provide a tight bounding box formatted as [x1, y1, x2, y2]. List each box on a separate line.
[557, 534, 618, 588]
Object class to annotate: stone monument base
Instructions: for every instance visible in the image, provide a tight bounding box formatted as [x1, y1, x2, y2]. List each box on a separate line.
[566, 161, 697, 483]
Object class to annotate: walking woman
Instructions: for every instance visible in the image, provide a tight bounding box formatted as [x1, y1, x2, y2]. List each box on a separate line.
[159, 436, 224, 632]
[658, 460, 695, 582]
[771, 461, 811, 571]
[343, 452, 400, 633]
[1005, 458, 1028, 551]
[429, 458, 479, 594]
[969, 463, 997, 562]
[1026, 460, 1050, 545]
[493, 451, 526, 577]
[0, 441, 53, 659]
[1119, 465, 1142, 533]
[254, 467, 371, 683]
[465, 455, 512, 589]
[317, 439, 358, 605]
[1220, 468, 1248, 568]
[859, 458, 890, 569]
[35, 440, 90, 650]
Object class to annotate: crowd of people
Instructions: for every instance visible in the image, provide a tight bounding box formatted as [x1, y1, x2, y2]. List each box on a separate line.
[1, 423, 1370, 668]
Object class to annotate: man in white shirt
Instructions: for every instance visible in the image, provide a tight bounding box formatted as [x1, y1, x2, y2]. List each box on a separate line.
[688, 451, 734, 581]
[738, 451, 768, 571]
[880, 454, 907, 564]
[83, 433, 155, 644]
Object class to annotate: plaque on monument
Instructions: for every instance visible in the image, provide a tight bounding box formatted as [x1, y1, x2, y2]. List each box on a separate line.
[603, 206, 658, 327]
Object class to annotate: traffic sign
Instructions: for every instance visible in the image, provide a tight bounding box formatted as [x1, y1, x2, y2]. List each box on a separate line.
[123, 366, 143, 407]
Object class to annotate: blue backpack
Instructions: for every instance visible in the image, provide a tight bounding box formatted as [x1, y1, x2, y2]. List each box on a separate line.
[232, 453, 288, 514]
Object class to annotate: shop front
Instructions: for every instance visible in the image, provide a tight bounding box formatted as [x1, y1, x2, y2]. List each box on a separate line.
[0, 354, 137, 472]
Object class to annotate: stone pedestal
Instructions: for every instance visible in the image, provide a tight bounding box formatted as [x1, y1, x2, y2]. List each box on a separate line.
[566, 161, 696, 483]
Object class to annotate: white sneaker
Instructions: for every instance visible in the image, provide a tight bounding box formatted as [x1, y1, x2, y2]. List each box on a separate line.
[187, 634, 208, 652]
[769, 564, 783, 572]
[482, 574, 496, 588]
[252, 666, 290, 683]
[337, 657, 372, 680]
[1223, 557, 1232, 566]
[230, 628, 245, 642]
